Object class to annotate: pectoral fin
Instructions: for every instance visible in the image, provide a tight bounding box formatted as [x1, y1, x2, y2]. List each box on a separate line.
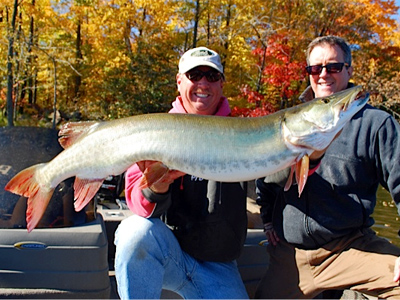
[284, 165, 295, 191]
[138, 162, 170, 189]
[295, 155, 309, 196]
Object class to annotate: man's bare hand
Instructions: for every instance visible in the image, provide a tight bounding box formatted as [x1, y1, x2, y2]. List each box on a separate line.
[263, 222, 280, 246]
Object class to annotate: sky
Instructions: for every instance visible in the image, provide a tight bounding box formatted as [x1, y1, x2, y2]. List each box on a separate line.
[396, 0, 400, 20]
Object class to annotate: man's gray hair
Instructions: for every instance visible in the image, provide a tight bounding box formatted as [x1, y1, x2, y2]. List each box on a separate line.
[306, 36, 352, 66]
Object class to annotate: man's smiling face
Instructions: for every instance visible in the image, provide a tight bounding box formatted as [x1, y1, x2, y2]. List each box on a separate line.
[308, 44, 353, 98]
[177, 66, 224, 115]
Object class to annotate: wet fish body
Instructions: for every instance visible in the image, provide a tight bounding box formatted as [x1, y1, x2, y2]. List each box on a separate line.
[5, 86, 369, 231]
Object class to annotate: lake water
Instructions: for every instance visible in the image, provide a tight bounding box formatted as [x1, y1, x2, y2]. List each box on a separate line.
[372, 186, 400, 247]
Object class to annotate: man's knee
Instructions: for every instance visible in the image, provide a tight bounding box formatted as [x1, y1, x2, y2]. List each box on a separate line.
[115, 215, 165, 249]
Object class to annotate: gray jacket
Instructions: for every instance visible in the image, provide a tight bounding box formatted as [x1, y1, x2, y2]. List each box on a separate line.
[257, 86, 400, 249]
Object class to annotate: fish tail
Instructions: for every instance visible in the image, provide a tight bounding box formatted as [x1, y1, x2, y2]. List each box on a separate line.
[5, 164, 54, 232]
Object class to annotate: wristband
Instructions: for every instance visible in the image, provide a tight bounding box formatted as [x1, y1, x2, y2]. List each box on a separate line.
[263, 223, 274, 232]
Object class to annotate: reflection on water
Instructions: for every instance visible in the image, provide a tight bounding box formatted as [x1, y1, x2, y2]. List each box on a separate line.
[372, 186, 400, 248]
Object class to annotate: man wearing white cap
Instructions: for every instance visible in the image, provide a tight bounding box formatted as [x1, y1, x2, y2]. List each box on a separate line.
[114, 47, 249, 299]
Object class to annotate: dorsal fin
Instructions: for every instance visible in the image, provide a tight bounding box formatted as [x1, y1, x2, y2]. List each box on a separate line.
[58, 121, 100, 149]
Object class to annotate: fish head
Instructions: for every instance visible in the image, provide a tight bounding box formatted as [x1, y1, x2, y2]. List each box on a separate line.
[283, 85, 369, 152]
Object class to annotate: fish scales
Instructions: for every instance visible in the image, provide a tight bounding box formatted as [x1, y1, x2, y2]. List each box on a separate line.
[44, 113, 291, 186]
[4, 85, 368, 231]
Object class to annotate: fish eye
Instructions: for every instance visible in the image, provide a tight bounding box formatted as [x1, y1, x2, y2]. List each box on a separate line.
[321, 98, 329, 104]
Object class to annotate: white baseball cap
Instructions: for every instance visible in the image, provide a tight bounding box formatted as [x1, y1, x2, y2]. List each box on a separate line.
[178, 47, 224, 74]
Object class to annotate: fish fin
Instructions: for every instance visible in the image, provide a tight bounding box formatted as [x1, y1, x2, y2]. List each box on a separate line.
[5, 164, 54, 232]
[284, 165, 295, 191]
[58, 121, 99, 149]
[73, 178, 104, 211]
[295, 155, 309, 196]
[138, 162, 169, 189]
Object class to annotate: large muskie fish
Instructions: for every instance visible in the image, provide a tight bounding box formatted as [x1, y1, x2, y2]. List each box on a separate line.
[6, 86, 368, 232]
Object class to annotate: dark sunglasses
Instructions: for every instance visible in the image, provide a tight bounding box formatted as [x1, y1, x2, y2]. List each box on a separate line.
[185, 69, 224, 83]
[305, 62, 349, 75]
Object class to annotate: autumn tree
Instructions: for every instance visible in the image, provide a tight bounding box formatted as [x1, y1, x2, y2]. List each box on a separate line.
[231, 0, 400, 117]
[1, 0, 400, 125]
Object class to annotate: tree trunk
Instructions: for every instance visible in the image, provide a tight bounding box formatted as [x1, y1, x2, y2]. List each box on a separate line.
[27, 0, 36, 105]
[192, 0, 200, 48]
[52, 58, 57, 129]
[6, 0, 19, 127]
[74, 20, 82, 101]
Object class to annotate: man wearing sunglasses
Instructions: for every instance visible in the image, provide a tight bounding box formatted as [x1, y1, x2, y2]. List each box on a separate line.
[114, 47, 249, 299]
[255, 36, 400, 299]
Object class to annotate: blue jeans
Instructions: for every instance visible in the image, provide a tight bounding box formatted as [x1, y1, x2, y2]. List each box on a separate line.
[114, 214, 248, 299]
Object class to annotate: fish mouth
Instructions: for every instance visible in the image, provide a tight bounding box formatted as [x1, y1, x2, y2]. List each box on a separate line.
[342, 90, 368, 111]
[355, 91, 368, 100]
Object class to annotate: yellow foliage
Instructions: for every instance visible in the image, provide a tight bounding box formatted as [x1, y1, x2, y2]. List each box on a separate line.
[1, 0, 400, 123]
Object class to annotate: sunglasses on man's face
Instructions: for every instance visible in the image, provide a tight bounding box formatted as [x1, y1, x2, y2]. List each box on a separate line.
[185, 69, 223, 83]
[305, 62, 349, 75]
